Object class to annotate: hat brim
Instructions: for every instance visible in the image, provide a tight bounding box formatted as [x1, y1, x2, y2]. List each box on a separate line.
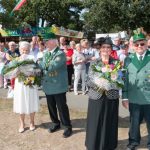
[133, 38, 146, 43]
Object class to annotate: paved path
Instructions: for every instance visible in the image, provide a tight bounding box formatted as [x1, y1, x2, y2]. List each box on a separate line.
[0, 88, 129, 118]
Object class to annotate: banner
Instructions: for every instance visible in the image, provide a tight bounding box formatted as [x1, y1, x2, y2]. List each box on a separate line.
[0, 25, 84, 39]
[51, 26, 84, 39]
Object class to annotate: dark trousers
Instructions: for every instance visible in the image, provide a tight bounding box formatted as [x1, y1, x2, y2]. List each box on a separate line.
[128, 103, 150, 148]
[85, 62, 90, 75]
[67, 64, 74, 86]
[46, 92, 72, 128]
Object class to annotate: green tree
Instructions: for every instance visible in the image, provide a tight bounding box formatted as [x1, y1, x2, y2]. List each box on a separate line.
[0, 0, 18, 29]
[0, 0, 84, 30]
[82, 0, 150, 33]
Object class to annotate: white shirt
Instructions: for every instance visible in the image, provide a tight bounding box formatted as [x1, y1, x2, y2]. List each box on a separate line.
[136, 51, 146, 61]
[49, 47, 57, 54]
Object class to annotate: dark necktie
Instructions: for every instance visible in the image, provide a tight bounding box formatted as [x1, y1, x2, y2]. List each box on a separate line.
[48, 51, 51, 57]
[139, 55, 143, 63]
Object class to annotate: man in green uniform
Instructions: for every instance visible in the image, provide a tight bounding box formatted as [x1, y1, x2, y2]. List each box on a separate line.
[39, 33, 72, 138]
[122, 29, 150, 150]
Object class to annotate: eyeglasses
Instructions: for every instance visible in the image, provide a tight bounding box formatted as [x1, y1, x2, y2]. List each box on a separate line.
[134, 43, 145, 47]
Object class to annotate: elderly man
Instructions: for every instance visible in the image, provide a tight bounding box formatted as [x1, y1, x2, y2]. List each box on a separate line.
[122, 30, 150, 150]
[39, 33, 72, 138]
[112, 34, 122, 51]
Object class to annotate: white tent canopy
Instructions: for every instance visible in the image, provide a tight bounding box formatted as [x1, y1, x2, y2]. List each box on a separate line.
[96, 31, 129, 40]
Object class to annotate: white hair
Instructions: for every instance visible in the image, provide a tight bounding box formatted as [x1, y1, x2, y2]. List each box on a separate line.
[69, 41, 76, 45]
[8, 41, 16, 46]
[53, 39, 59, 46]
[19, 41, 30, 50]
[48, 39, 59, 46]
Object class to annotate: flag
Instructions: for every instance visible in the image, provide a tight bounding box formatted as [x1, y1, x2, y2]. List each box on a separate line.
[10, 0, 27, 16]
[13, 0, 27, 11]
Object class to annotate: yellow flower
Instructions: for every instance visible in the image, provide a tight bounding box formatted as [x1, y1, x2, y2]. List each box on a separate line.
[28, 76, 35, 81]
[15, 57, 20, 61]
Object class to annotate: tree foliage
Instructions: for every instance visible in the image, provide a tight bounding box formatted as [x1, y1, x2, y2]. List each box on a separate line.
[0, 0, 84, 30]
[82, 0, 150, 33]
[0, 0, 149, 35]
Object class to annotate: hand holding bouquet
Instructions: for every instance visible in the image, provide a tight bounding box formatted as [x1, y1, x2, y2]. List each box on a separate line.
[91, 60, 124, 92]
[2, 59, 41, 87]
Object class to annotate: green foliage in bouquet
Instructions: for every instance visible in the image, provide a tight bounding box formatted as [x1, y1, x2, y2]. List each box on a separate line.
[2, 59, 34, 75]
[91, 60, 124, 89]
[18, 73, 41, 87]
[2, 59, 41, 87]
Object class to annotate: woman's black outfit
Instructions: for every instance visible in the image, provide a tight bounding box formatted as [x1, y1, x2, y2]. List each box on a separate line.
[67, 64, 74, 87]
[85, 58, 120, 150]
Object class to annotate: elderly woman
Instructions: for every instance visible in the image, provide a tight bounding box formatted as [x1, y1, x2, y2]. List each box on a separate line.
[13, 41, 39, 133]
[6, 41, 20, 89]
[85, 37, 120, 150]
[72, 43, 86, 95]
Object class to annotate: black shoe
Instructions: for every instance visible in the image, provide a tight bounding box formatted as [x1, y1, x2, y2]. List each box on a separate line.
[63, 128, 72, 138]
[48, 124, 60, 133]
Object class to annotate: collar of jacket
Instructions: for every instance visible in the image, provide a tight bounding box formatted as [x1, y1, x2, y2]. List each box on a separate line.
[131, 50, 150, 72]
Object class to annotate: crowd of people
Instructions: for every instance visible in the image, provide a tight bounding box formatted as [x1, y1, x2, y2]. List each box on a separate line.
[0, 29, 150, 150]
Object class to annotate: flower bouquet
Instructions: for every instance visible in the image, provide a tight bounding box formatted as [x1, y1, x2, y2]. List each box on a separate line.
[2, 59, 41, 87]
[91, 60, 124, 93]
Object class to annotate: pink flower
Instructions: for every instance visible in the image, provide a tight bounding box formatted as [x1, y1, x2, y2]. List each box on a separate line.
[101, 67, 107, 72]
[109, 64, 115, 70]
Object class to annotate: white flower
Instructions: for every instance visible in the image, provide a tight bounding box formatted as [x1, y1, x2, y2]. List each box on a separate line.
[111, 72, 118, 81]
[101, 66, 112, 73]
[101, 67, 107, 72]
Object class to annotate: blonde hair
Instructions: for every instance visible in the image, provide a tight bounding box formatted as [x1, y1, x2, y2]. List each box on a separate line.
[75, 43, 81, 49]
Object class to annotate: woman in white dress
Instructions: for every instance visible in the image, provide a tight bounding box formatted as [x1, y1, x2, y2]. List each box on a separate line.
[13, 41, 39, 133]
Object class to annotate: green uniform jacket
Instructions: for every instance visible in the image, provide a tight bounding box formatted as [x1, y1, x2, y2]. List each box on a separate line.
[122, 50, 150, 104]
[39, 47, 68, 95]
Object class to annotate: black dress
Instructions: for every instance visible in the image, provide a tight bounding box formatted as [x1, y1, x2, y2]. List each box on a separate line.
[85, 58, 120, 150]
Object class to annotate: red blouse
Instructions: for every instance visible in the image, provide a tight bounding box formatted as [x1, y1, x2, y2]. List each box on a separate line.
[110, 50, 118, 60]
[65, 48, 74, 65]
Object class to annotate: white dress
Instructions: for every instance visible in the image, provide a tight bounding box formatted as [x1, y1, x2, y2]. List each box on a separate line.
[13, 54, 39, 114]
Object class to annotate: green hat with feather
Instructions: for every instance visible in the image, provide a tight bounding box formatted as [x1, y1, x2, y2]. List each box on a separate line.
[133, 28, 146, 42]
